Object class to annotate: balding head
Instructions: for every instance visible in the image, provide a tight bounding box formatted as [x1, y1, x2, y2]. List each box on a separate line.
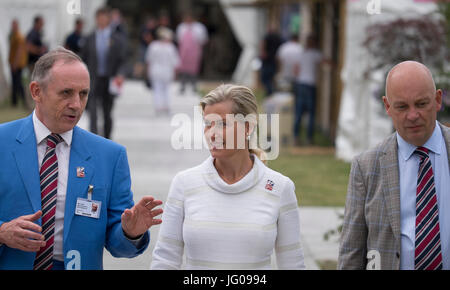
[385, 61, 436, 101]
[382, 61, 442, 146]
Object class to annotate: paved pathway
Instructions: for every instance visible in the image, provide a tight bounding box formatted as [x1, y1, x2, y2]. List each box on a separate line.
[77, 80, 343, 270]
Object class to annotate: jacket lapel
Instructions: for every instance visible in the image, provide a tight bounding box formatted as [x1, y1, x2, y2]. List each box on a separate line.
[379, 124, 449, 245]
[63, 126, 94, 242]
[12, 115, 42, 215]
[438, 123, 450, 169]
[379, 134, 401, 240]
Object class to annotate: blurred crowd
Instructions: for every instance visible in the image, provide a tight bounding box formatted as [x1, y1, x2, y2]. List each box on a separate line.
[8, 5, 328, 145]
[261, 27, 331, 146]
[7, 6, 208, 139]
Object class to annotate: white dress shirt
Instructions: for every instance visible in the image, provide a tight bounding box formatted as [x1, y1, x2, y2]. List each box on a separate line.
[33, 111, 72, 262]
[398, 122, 450, 269]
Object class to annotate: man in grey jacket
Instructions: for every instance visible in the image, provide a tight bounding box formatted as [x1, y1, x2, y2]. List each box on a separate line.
[338, 61, 450, 270]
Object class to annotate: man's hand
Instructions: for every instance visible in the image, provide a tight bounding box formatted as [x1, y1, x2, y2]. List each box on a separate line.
[114, 75, 125, 88]
[121, 196, 163, 239]
[0, 211, 46, 252]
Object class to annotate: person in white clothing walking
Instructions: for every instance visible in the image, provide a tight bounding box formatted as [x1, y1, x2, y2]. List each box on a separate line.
[145, 27, 179, 115]
[276, 34, 303, 90]
[151, 84, 306, 270]
[293, 35, 331, 146]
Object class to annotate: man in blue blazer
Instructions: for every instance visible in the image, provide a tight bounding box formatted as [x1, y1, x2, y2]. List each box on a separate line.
[0, 47, 163, 270]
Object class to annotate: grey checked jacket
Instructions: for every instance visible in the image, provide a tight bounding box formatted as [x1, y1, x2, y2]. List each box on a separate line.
[338, 123, 450, 270]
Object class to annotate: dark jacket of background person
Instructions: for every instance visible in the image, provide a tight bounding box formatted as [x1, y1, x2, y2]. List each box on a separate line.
[80, 31, 127, 82]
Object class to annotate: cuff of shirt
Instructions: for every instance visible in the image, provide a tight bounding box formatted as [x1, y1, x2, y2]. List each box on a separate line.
[122, 229, 147, 249]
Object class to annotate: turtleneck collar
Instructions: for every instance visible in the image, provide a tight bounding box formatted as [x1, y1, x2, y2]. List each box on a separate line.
[201, 154, 266, 194]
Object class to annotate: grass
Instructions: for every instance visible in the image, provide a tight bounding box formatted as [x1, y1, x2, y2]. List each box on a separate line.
[254, 85, 351, 207]
[0, 99, 32, 124]
[268, 150, 351, 207]
[317, 259, 338, 270]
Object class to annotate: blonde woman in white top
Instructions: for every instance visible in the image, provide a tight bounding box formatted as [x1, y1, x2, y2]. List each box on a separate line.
[151, 84, 305, 269]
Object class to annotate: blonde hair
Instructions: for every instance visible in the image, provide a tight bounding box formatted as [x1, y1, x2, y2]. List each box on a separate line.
[200, 84, 267, 164]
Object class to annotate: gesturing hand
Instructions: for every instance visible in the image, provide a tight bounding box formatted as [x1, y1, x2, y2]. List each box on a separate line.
[121, 196, 163, 239]
[0, 211, 46, 252]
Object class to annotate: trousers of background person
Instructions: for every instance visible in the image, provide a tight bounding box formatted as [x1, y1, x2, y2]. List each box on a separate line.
[293, 83, 316, 144]
[260, 61, 276, 96]
[10, 68, 25, 107]
[88, 76, 114, 139]
[179, 72, 197, 94]
[152, 79, 170, 113]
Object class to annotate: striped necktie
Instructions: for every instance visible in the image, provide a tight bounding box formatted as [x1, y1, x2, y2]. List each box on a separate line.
[34, 133, 63, 270]
[414, 146, 443, 270]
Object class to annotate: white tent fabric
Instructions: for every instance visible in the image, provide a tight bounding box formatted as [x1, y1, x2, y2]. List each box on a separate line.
[219, 0, 266, 87]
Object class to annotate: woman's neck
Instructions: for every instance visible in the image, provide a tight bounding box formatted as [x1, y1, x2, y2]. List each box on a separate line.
[214, 151, 254, 185]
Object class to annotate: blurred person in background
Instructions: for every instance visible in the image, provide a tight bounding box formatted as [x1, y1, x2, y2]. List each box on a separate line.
[8, 19, 28, 108]
[151, 84, 305, 270]
[156, 11, 173, 38]
[64, 18, 84, 55]
[276, 33, 303, 91]
[26, 15, 48, 73]
[139, 16, 158, 89]
[259, 24, 283, 97]
[293, 35, 330, 146]
[145, 27, 179, 115]
[81, 6, 127, 139]
[110, 8, 128, 38]
[176, 12, 208, 95]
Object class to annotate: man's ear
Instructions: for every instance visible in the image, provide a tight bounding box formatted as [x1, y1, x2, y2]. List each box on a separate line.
[29, 81, 42, 103]
[382, 96, 391, 116]
[435, 89, 442, 112]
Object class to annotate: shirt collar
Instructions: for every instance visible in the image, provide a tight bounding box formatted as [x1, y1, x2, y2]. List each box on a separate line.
[396, 121, 442, 161]
[96, 26, 111, 37]
[32, 110, 73, 146]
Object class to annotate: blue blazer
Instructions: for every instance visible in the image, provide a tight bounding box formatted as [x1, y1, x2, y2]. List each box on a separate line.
[0, 115, 150, 269]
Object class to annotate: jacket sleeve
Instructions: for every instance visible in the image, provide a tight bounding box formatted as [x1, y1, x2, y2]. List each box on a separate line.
[104, 147, 149, 258]
[0, 221, 4, 256]
[338, 156, 368, 269]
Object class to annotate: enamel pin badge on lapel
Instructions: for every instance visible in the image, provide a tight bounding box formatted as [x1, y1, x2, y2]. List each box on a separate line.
[76, 167, 85, 178]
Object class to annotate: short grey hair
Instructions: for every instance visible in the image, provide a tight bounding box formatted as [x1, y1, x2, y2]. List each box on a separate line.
[31, 46, 86, 88]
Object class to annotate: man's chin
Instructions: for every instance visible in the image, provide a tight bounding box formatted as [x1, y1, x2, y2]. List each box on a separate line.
[403, 133, 428, 147]
[58, 119, 79, 133]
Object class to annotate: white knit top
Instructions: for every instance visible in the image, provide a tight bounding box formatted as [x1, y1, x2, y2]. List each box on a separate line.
[150, 155, 306, 270]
